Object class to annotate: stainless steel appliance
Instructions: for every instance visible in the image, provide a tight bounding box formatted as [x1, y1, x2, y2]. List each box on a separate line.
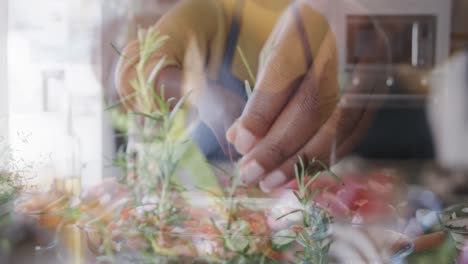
[321, 0, 453, 159]
[329, 0, 452, 95]
[346, 15, 436, 70]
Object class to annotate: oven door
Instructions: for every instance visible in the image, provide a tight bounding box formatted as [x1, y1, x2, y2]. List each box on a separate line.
[345, 15, 437, 158]
[346, 15, 436, 70]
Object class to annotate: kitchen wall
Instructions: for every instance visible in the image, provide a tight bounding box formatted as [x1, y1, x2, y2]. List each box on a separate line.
[7, 0, 103, 189]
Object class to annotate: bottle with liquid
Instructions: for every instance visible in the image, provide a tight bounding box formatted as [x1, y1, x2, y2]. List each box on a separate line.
[53, 96, 82, 197]
[126, 113, 138, 182]
[48, 95, 84, 264]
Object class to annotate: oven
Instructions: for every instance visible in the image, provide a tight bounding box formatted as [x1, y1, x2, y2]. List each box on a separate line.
[329, 0, 452, 97]
[346, 15, 436, 70]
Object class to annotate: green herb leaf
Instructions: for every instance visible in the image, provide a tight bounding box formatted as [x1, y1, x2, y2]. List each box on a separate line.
[315, 160, 343, 185]
[131, 111, 164, 122]
[237, 46, 256, 84]
[110, 42, 128, 60]
[276, 209, 303, 221]
[169, 90, 193, 121]
[272, 229, 297, 247]
[146, 55, 167, 86]
[244, 80, 253, 99]
[105, 92, 137, 111]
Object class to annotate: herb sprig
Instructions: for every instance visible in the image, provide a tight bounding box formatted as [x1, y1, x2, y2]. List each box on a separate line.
[273, 157, 342, 264]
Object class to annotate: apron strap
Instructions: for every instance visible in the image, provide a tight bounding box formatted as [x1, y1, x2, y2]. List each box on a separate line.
[192, 0, 246, 160]
[293, 2, 314, 68]
[218, 0, 248, 100]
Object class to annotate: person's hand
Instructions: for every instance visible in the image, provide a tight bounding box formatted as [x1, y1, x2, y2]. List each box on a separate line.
[114, 0, 225, 112]
[226, 3, 384, 192]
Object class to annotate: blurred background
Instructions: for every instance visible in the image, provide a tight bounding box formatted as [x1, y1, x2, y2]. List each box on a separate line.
[1, 0, 468, 263]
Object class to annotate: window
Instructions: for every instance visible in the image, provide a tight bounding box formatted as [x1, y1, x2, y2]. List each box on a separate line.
[7, 0, 104, 189]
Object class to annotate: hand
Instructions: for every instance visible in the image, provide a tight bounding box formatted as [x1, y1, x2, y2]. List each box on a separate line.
[226, 3, 385, 192]
[114, 0, 223, 112]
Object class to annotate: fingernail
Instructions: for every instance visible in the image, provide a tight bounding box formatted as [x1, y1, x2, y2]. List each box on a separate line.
[240, 161, 264, 185]
[226, 125, 237, 144]
[235, 125, 256, 154]
[259, 171, 287, 193]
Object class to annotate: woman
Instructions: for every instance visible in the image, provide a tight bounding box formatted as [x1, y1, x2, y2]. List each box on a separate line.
[116, 0, 377, 192]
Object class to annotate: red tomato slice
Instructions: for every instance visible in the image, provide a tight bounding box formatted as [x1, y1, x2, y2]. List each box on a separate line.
[285, 171, 403, 223]
[352, 200, 398, 224]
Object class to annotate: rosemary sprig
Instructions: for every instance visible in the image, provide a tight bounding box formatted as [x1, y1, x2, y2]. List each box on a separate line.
[100, 27, 195, 258]
[236, 46, 256, 85]
[110, 42, 128, 60]
[237, 46, 255, 98]
[273, 156, 342, 264]
[237, 42, 276, 100]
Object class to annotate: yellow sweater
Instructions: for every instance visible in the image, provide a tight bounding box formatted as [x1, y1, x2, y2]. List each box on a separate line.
[117, 0, 337, 109]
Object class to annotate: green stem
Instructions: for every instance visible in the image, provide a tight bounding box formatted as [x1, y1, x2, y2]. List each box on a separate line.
[237, 46, 256, 85]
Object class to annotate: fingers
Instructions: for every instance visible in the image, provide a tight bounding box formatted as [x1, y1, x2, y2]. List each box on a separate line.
[260, 99, 376, 192]
[259, 68, 383, 192]
[114, 0, 223, 112]
[240, 12, 392, 191]
[240, 72, 323, 185]
[228, 4, 316, 155]
[226, 119, 239, 144]
[115, 38, 182, 112]
[231, 71, 304, 155]
[238, 30, 339, 185]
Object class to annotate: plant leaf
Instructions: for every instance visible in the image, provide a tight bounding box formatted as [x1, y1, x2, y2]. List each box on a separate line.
[299, 157, 305, 177]
[110, 42, 128, 60]
[244, 80, 253, 99]
[276, 209, 303, 221]
[169, 90, 193, 121]
[146, 56, 167, 86]
[303, 171, 322, 191]
[294, 163, 300, 185]
[316, 160, 343, 185]
[154, 85, 168, 114]
[293, 190, 302, 201]
[131, 111, 163, 122]
[237, 46, 256, 84]
[105, 92, 137, 111]
[272, 229, 296, 247]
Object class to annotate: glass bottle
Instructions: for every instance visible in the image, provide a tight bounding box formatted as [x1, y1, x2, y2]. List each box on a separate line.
[53, 96, 82, 197]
